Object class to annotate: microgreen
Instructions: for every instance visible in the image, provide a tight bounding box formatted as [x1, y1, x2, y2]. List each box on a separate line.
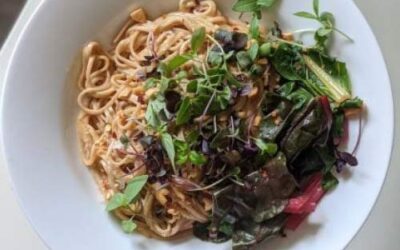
[121, 219, 137, 233]
[254, 138, 278, 156]
[250, 14, 260, 39]
[161, 133, 176, 174]
[106, 175, 149, 211]
[248, 42, 260, 61]
[294, 0, 353, 51]
[176, 97, 192, 125]
[191, 27, 206, 53]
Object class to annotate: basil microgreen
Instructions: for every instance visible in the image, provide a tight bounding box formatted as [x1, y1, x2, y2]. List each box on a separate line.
[106, 175, 149, 211]
[191, 27, 206, 53]
[161, 133, 176, 174]
[121, 219, 137, 233]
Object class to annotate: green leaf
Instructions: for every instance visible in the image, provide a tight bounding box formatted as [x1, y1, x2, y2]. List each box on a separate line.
[106, 193, 127, 211]
[191, 27, 206, 53]
[124, 175, 148, 203]
[250, 15, 260, 39]
[145, 99, 165, 128]
[189, 151, 207, 166]
[207, 51, 224, 66]
[257, 0, 276, 7]
[174, 140, 189, 165]
[232, 0, 259, 12]
[144, 78, 157, 90]
[248, 42, 259, 61]
[303, 52, 352, 103]
[319, 12, 335, 27]
[121, 220, 137, 233]
[322, 172, 339, 191]
[255, 138, 278, 156]
[294, 11, 317, 20]
[331, 112, 344, 140]
[175, 70, 188, 80]
[187, 80, 198, 93]
[166, 55, 191, 75]
[176, 97, 192, 125]
[236, 51, 252, 70]
[161, 133, 176, 173]
[313, 0, 320, 16]
[317, 27, 332, 37]
[339, 97, 363, 109]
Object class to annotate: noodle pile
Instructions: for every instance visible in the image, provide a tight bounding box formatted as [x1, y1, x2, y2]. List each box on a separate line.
[77, 0, 250, 238]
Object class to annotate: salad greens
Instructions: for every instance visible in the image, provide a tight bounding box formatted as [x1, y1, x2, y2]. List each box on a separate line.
[107, 0, 364, 248]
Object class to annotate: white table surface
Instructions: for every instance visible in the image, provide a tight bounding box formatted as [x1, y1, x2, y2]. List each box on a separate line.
[0, 0, 398, 249]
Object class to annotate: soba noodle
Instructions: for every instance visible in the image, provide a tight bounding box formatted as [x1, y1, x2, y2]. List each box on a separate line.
[76, 0, 250, 238]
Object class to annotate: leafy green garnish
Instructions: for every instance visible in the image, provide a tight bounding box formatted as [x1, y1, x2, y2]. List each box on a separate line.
[255, 138, 278, 156]
[294, 0, 353, 51]
[236, 51, 252, 69]
[271, 44, 351, 103]
[189, 151, 208, 166]
[339, 97, 363, 109]
[106, 193, 127, 212]
[249, 15, 260, 39]
[233, 0, 277, 15]
[191, 27, 206, 53]
[145, 97, 166, 128]
[165, 55, 191, 76]
[106, 175, 149, 211]
[124, 175, 149, 203]
[248, 42, 259, 61]
[175, 139, 207, 166]
[176, 97, 192, 125]
[233, 0, 259, 13]
[322, 172, 339, 191]
[121, 219, 137, 233]
[161, 133, 176, 174]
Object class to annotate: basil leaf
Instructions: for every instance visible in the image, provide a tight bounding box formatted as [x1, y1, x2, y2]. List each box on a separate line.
[121, 220, 137, 233]
[248, 42, 259, 61]
[191, 27, 206, 53]
[145, 99, 165, 128]
[257, 0, 276, 7]
[313, 0, 320, 16]
[233, 0, 259, 12]
[124, 175, 148, 203]
[250, 15, 260, 39]
[161, 133, 176, 173]
[189, 151, 207, 166]
[106, 193, 127, 211]
[144, 78, 157, 90]
[294, 11, 317, 20]
[176, 97, 191, 125]
[166, 55, 191, 74]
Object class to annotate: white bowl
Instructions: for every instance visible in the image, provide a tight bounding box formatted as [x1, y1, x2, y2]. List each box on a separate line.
[0, 0, 393, 250]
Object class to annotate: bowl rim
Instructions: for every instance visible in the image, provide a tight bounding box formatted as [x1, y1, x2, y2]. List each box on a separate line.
[0, 1, 394, 249]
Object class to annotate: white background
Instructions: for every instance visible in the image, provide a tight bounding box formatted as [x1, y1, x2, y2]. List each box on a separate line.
[0, 0, 398, 249]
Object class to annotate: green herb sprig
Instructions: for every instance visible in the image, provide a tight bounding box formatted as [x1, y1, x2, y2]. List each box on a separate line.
[294, 0, 353, 51]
